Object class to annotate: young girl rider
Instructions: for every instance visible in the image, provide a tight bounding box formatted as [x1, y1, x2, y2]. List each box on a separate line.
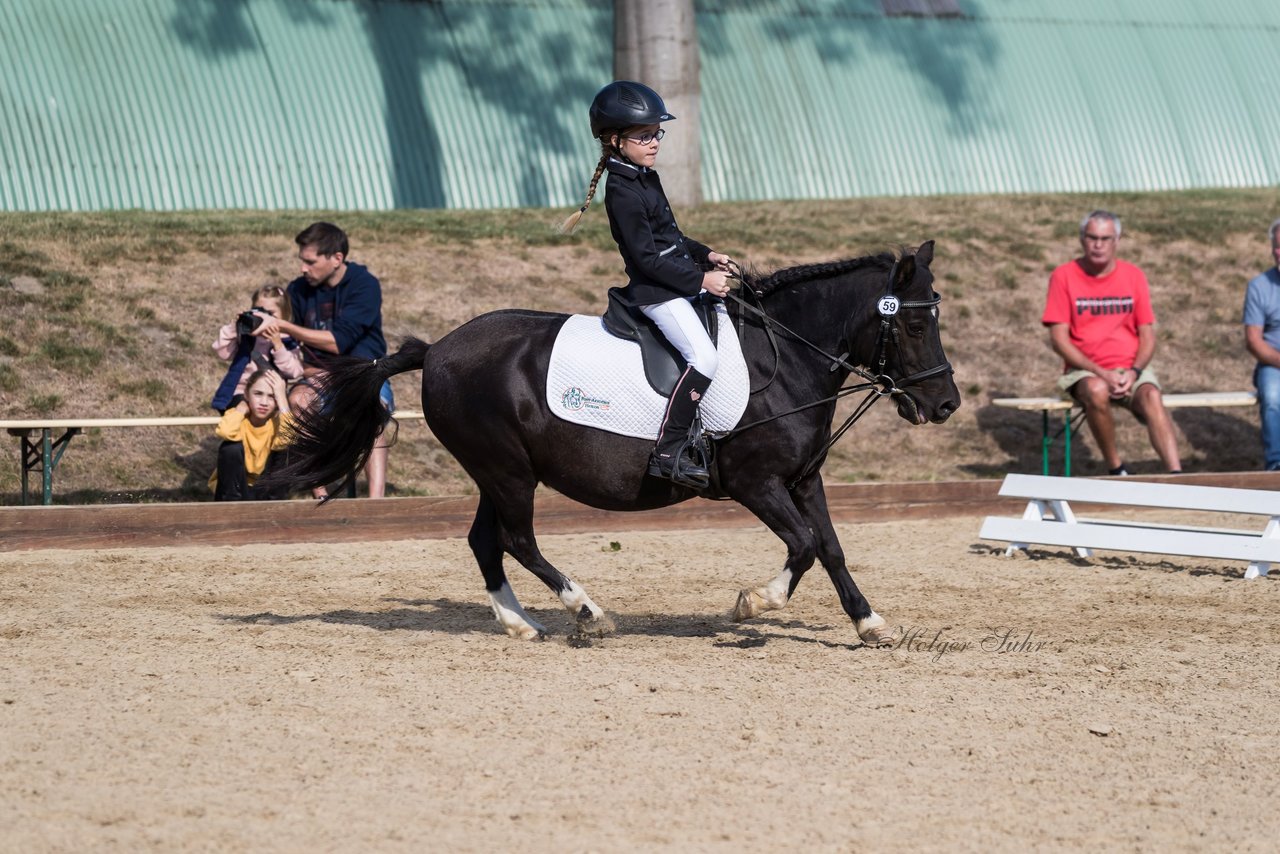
[563, 80, 735, 489]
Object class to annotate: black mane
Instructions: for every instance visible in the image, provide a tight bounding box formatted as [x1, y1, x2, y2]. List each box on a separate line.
[741, 251, 898, 298]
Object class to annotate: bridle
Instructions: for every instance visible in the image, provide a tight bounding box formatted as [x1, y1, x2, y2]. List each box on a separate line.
[719, 258, 953, 488]
[861, 260, 954, 411]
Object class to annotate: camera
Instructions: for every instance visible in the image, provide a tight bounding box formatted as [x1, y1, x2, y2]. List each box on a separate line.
[236, 307, 267, 337]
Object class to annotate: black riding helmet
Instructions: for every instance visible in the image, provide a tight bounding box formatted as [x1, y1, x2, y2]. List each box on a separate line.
[589, 81, 675, 140]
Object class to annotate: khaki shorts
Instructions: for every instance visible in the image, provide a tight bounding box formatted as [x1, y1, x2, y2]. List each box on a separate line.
[1056, 366, 1161, 408]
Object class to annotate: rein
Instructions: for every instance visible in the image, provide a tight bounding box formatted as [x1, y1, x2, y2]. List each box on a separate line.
[718, 259, 953, 488]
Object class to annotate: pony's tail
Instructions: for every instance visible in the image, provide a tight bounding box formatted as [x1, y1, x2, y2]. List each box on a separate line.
[266, 337, 431, 501]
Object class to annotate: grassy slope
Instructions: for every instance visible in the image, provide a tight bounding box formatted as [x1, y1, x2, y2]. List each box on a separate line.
[0, 189, 1274, 503]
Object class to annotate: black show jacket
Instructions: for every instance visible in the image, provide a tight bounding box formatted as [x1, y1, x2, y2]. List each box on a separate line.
[603, 157, 712, 306]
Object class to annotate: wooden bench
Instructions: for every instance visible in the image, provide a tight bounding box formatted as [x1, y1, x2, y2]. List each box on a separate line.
[0, 411, 425, 506]
[979, 473, 1280, 579]
[991, 391, 1257, 476]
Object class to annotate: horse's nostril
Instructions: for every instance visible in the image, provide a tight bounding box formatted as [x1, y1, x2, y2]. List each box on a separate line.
[936, 399, 959, 419]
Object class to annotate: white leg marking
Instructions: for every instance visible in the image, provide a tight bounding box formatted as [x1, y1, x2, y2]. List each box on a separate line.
[759, 569, 792, 608]
[561, 579, 616, 635]
[558, 579, 604, 620]
[488, 583, 547, 640]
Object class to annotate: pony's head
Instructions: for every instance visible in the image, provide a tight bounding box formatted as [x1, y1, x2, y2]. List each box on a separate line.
[870, 241, 961, 424]
[736, 242, 960, 426]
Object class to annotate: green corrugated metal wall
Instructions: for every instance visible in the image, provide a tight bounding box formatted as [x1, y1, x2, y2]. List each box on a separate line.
[2, 0, 1279, 210]
[699, 0, 1280, 199]
[0, 0, 612, 210]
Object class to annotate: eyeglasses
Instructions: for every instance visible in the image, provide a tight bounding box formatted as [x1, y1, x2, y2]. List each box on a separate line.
[623, 128, 666, 145]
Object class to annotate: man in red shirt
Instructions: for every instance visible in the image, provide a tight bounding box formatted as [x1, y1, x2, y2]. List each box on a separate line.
[1041, 210, 1182, 475]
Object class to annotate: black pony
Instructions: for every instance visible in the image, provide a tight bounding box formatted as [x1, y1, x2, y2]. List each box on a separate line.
[273, 242, 960, 645]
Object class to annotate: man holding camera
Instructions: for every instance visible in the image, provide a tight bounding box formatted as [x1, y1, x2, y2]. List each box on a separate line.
[252, 222, 392, 498]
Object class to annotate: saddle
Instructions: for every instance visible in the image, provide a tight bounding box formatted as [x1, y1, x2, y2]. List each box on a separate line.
[601, 287, 719, 397]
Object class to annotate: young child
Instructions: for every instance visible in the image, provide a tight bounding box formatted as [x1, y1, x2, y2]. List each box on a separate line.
[563, 80, 735, 488]
[211, 284, 304, 412]
[209, 369, 294, 501]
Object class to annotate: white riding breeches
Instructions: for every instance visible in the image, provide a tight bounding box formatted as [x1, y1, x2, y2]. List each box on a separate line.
[640, 296, 719, 379]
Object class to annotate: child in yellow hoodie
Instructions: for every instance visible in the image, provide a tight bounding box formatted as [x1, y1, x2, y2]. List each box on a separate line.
[210, 369, 294, 500]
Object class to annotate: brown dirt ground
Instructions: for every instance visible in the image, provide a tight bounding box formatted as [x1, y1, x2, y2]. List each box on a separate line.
[3, 512, 1279, 851]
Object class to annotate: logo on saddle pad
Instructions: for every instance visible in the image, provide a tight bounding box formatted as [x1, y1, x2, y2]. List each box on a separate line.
[561, 386, 610, 412]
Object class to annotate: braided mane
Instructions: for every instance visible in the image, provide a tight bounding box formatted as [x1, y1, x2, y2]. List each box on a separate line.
[740, 251, 898, 298]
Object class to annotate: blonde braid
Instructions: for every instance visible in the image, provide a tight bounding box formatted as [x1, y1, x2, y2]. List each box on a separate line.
[560, 149, 610, 235]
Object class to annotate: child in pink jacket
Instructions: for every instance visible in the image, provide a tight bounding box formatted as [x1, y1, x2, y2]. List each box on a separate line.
[211, 284, 304, 411]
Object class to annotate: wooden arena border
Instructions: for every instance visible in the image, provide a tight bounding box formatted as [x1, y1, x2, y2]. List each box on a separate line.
[1, 472, 1277, 552]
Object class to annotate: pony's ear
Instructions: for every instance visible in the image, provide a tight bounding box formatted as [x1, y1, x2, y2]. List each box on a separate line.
[914, 240, 935, 268]
[893, 255, 917, 290]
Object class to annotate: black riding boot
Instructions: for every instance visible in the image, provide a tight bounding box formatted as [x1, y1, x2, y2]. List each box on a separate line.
[648, 368, 712, 489]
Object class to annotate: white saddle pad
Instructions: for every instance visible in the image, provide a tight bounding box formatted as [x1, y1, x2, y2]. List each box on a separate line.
[547, 303, 750, 440]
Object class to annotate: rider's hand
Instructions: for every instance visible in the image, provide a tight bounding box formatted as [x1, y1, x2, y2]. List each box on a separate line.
[707, 251, 734, 272]
[702, 269, 732, 298]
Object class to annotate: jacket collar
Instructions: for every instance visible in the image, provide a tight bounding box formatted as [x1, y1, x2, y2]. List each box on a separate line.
[606, 156, 650, 180]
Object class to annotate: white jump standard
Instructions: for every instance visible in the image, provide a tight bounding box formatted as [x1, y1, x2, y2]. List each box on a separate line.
[980, 473, 1280, 579]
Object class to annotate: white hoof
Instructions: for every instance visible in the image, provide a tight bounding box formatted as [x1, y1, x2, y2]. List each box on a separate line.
[732, 570, 793, 621]
[733, 589, 764, 621]
[506, 624, 547, 641]
[856, 611, 893, 647]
